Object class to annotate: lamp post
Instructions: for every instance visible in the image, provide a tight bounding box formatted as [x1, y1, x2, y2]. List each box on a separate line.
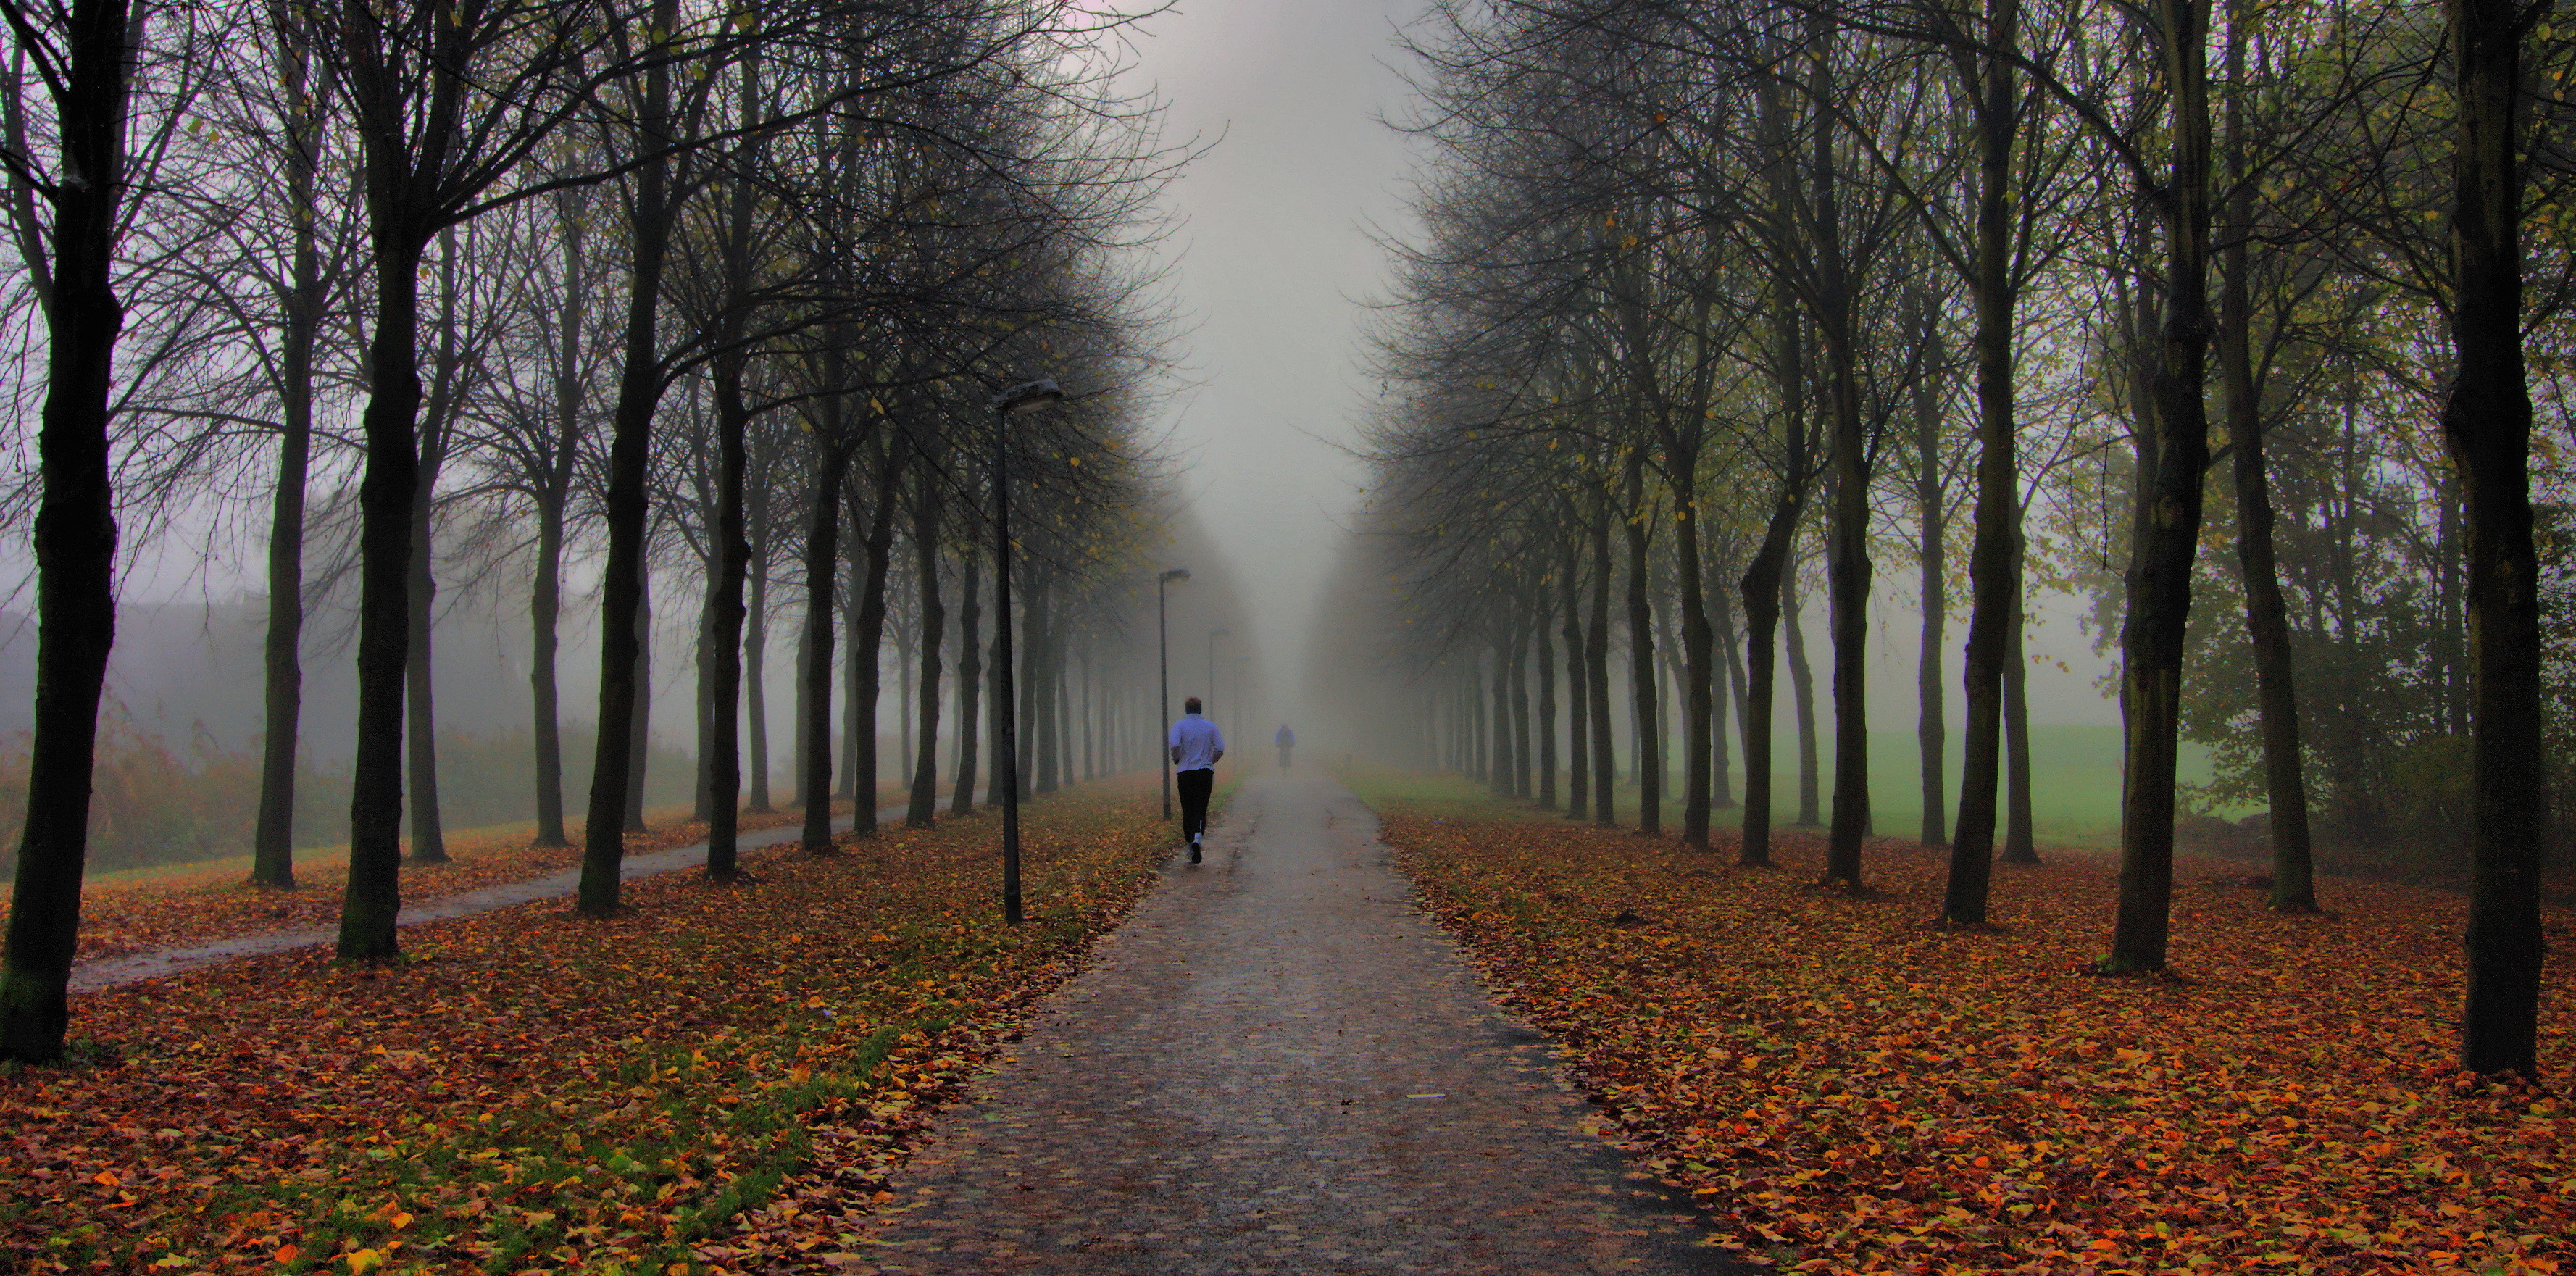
[1157, 567, 1190, 819]
[990, 378, 1062, 925]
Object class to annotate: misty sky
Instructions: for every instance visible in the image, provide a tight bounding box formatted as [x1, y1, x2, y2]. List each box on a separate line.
[14, 0, 2122, 748]
[1121, 0, 2118, 729]
[1114, 0, 1421, 696]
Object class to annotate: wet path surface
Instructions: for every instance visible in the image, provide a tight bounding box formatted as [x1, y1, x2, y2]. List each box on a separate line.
[66, 801, 930, 992]
[856, 773, 1740, 1275]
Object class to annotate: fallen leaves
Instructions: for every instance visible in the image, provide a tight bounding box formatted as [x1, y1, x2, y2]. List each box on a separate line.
[0, 779, 1174, 1275]
[20, 804, 848, 964]
[1382, 809, 2571, 1275]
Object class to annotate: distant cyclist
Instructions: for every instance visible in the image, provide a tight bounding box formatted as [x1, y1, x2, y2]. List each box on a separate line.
[1275, 723, 1296, 772]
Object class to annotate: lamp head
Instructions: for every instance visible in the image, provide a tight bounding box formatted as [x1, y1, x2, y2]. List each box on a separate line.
[1212, 627, 1231, 638]
[991, 378, 1064, 414]
[1160, 567, 1191, 583]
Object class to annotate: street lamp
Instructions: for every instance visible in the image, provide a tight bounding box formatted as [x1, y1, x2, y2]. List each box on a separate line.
[1157, 567, 1190, 820]
[990, 377, 1062, 925]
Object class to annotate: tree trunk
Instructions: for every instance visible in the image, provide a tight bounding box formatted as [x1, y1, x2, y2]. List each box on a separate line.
[625, 572, 654, 829]
[989, 581, 1009, 805]
[1562, 535, 1589, 820]
[1809, 22, 1871, 884]
[2105, 0, 2216, 974]
[745, 541, 772, 813]
[1825, 435, 1875, 891]
[2001, 585, 2040, 864]
[1742, 230, 1809, 867]
[951, 543, 983, 815]
[252, 9, 322, 889]
[578, 0, 679, 914]
[1623, 454, 1660, 834]
[335, 230, 425, 963]
[1783, 567, 1820, 825]
[1674, 449, 1714, 848]
[1486, 642, 1509, 798]
[404, 231, 461, 866]
[1709, 556, 1737, 809]
[528, 209, 585, 850]
[0, 0, 133, 1060]
[1740, 521, 1792, 869]
[838, 547, 862, 801]
[849, 438, 903, 835]
[1588, 504, 1617, 827]
[2219, 14, 2318, 914]
[2444, 0, 2546, 1077]
[705, 343, 754, 879]
[793, 617, 809, 809]
[693, 577, 716, 823]
[896, 626, 914, 794]
[1052, 649, 1072, 790]
[1035, 601, 1061, 796]
[403, 462, 445, 865]
[1943, 0, 2025, 922]
[1537, 595, 1558, 810]
[1910, 288, 1949, 851]
[798, 430, 851, 851]
[1509, 617, 1532, 798]
[526, 486, 572, 846]
[907, 469, 945, 827]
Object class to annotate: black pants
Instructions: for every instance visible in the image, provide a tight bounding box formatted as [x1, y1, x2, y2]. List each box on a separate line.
[1177, 767, 1214, 843]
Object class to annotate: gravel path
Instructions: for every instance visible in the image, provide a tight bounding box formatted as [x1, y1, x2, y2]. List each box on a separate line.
[856, 772, 1744, 1275]
[66, 801, 924, 992]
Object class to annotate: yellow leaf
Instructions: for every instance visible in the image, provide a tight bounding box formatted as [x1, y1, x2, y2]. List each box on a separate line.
[348, 1248, 385, 1275]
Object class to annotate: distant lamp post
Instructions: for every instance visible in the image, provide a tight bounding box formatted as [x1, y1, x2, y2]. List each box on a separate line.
[989, 378, 1062, 925]
[1157, 567, 1190, 820]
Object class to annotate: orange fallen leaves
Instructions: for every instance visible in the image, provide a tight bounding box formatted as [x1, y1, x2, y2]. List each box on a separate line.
[0, 779, 1175, 1275]
[23, 804, 845, 964]
[1384, 810, 2572, 1275]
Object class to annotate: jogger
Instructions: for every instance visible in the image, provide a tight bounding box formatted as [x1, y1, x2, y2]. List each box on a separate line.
[1168, 696, 1225, 863]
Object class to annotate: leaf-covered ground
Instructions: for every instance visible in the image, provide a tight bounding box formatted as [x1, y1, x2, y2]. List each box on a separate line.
[1, 777, 1183, 1275]
[1377, 798, 2572, 1275]
[7, 802, 875, 964]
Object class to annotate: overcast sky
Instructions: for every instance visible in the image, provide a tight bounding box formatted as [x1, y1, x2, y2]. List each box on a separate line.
[1118, 0, 2119, 728]
[1117, 0, 1425, 699]
[57, 0, 2119, 740]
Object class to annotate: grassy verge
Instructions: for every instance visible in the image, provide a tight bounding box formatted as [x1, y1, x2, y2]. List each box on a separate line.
[1346, 768, 2571, 1275]
[1367, 724, 2230, 848]
[1, 775, 1181, 1275]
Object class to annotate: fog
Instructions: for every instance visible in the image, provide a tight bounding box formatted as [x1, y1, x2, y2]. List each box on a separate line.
[1114, 0, 2117, 754]
[0, 0, 2141, 869]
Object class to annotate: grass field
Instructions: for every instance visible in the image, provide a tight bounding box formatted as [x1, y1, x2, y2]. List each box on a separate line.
[1359, 723, 2226, 851]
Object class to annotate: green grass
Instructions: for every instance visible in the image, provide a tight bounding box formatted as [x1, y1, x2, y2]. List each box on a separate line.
[1347, 725, 2233, 850]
